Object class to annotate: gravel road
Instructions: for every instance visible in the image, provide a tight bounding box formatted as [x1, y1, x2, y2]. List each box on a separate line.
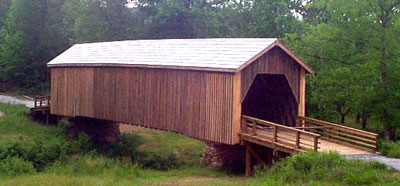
[0, 94, 34, 108]
[346, 154, 400, 171]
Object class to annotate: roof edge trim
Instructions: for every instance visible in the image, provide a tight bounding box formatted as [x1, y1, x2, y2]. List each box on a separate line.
[236, 40, 315, 74]
[47, 63, 238, 73]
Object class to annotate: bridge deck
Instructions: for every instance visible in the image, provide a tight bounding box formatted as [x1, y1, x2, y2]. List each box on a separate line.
[240, 115, 377, 155]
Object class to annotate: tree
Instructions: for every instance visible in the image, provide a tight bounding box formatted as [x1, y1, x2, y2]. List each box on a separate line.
[250, 0, 301, 38]
[285, 0, 400, 139]
[0, 0, 69, 93]
[66, 0, 135, 43]
[0, 0, 12, 28]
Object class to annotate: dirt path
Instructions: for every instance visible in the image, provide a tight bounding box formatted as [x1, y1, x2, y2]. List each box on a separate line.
[0, 94, 34, 108]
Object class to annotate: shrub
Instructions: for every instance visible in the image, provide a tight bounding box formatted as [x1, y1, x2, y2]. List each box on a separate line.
[140, 152, 182, 171]
[117, 133, 144, 162]
[379, 141, 400, 158]
[252, 151, 395, 185]
[0, 156, 36, 177]
[67, 132, 92, 154]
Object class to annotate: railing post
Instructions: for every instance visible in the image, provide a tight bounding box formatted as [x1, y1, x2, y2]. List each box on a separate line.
[314, 136, 319, 151]
[252, 120, 257, 136]
[34, 98, 37, 108]
[273, 126, 278, 142]
[39, 97, 43, 108]
[241, 118, 247, 133]
[296, 131, 300, 149]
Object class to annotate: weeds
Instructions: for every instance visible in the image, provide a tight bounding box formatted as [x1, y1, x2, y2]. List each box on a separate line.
[379, 141, 400, 158]
[252, 151, 399, 185]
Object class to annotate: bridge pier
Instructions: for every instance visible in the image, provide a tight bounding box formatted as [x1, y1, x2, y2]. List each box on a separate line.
[202, 142, 246, 173]
[67, 117, 121, 145]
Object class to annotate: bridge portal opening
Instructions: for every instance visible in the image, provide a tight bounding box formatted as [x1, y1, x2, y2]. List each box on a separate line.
[242, 74, 298, 127]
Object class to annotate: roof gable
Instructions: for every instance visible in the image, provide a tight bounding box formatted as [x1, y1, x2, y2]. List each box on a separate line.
[47, 38, 313, 74]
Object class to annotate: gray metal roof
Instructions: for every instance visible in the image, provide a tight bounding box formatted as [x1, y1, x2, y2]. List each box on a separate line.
[47, 38, 313, 73]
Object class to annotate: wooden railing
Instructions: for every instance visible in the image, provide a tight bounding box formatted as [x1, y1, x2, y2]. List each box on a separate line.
[296, 116, 378, 152]
[241, 115, 320, 153]
[34, 96, 51, 108]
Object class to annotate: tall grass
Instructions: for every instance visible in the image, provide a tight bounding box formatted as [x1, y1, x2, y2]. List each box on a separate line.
[251, 151, 399, 185]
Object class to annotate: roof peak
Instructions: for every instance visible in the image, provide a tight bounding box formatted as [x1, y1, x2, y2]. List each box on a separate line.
[74, 38, 278, 45]
[48, 38, 313, 74]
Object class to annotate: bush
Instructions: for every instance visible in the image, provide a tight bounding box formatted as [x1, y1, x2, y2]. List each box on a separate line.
[117, 133, 144, 163]
[379, 141, 400, 158]
[252, 151, 396, 185]
[67, 132, 92, 154]
[140, 152, 182, 171]
[0, 156, 36, 177]
[0, 133, 93, 171]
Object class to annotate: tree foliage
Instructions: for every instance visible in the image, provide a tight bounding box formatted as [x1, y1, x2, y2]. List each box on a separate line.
[0, 0, 400, 139]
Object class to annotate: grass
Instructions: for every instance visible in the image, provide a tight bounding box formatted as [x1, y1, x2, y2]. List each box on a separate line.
[250, 151, 400, 186]
[120, 125, 204, 164]
[0, 104, 61, 145]
[0, 103, 244, 185]
[0, 102, 399, 185]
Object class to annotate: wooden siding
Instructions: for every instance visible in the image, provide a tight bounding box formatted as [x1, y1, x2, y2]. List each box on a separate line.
[50, 67, 240, 144]
[240, 47, 301, 102]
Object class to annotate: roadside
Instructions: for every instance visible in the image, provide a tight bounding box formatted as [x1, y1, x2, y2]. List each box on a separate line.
[0, 93, 34, 108]
[346, 154, 400, 171]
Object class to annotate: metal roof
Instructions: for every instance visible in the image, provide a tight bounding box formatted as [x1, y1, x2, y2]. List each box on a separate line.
[47, 38, 313, 73]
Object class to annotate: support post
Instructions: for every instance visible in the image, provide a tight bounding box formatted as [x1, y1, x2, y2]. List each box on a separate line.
[314, 136, 319, 151]
[242, 118, 247, 133]
[252, 120, 257, 136]
[245, 142, 251, 177]
[296, 131, 300, 149]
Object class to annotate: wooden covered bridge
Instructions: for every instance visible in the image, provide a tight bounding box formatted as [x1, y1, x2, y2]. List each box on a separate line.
[44, 38, 377, 175]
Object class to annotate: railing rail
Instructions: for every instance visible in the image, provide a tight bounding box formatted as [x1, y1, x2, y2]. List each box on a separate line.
[296, 116, 378, 152]
[241, 115, 320, 152]
[34, 96, 51, 108]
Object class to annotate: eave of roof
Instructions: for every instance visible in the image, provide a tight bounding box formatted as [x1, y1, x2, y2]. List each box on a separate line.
[236, 40, 314, 74]
[47, 39, 314, 74]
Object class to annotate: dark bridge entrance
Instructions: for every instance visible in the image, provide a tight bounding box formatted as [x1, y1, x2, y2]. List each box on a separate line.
[242, 74, 298, 127]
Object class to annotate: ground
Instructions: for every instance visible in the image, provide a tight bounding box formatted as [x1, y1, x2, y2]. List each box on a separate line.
[0, 103, 247, 185]
[1, 95, 400, 185]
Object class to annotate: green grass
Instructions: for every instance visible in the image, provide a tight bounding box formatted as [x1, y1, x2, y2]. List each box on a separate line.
[0, 103, 243, 185]
[127, 127, 205, 164]
[0, 103, 399, 185]
[250, 151, 400, 186]
[0, 104, 61, 145]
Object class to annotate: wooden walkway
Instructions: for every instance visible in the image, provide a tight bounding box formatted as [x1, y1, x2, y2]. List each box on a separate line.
[240, 115, 378, 176]
[240, 115, 377, 155]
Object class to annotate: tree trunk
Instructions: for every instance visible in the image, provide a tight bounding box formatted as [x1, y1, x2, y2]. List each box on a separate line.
[378, 0, 394, 140]
[339, 114, 345, 124]
[384, 126, 396, 141]
[361, 116, 368, 130]
[355, 114, 361, 124]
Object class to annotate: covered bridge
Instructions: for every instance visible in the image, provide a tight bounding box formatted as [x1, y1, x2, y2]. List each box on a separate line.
[47, 38, 311, 145]
[46, 38, 377, 173]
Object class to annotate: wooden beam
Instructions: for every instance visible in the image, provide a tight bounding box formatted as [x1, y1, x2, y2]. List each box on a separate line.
[247, 144, 266, 167]
[298, 68, 306, 119]
[245, 142, 252, 177]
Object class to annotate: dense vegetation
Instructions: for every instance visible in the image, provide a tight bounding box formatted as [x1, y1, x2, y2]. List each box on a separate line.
[0, 1, 400, 138]
[0, 103, 398, 185]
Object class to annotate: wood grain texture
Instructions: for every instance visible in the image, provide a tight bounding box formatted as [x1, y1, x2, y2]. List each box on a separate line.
[51, 67, 239, 144]
[298, 68, 306, 117]
[240, 47, 301, 103]
[50, 46, 308, 145]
